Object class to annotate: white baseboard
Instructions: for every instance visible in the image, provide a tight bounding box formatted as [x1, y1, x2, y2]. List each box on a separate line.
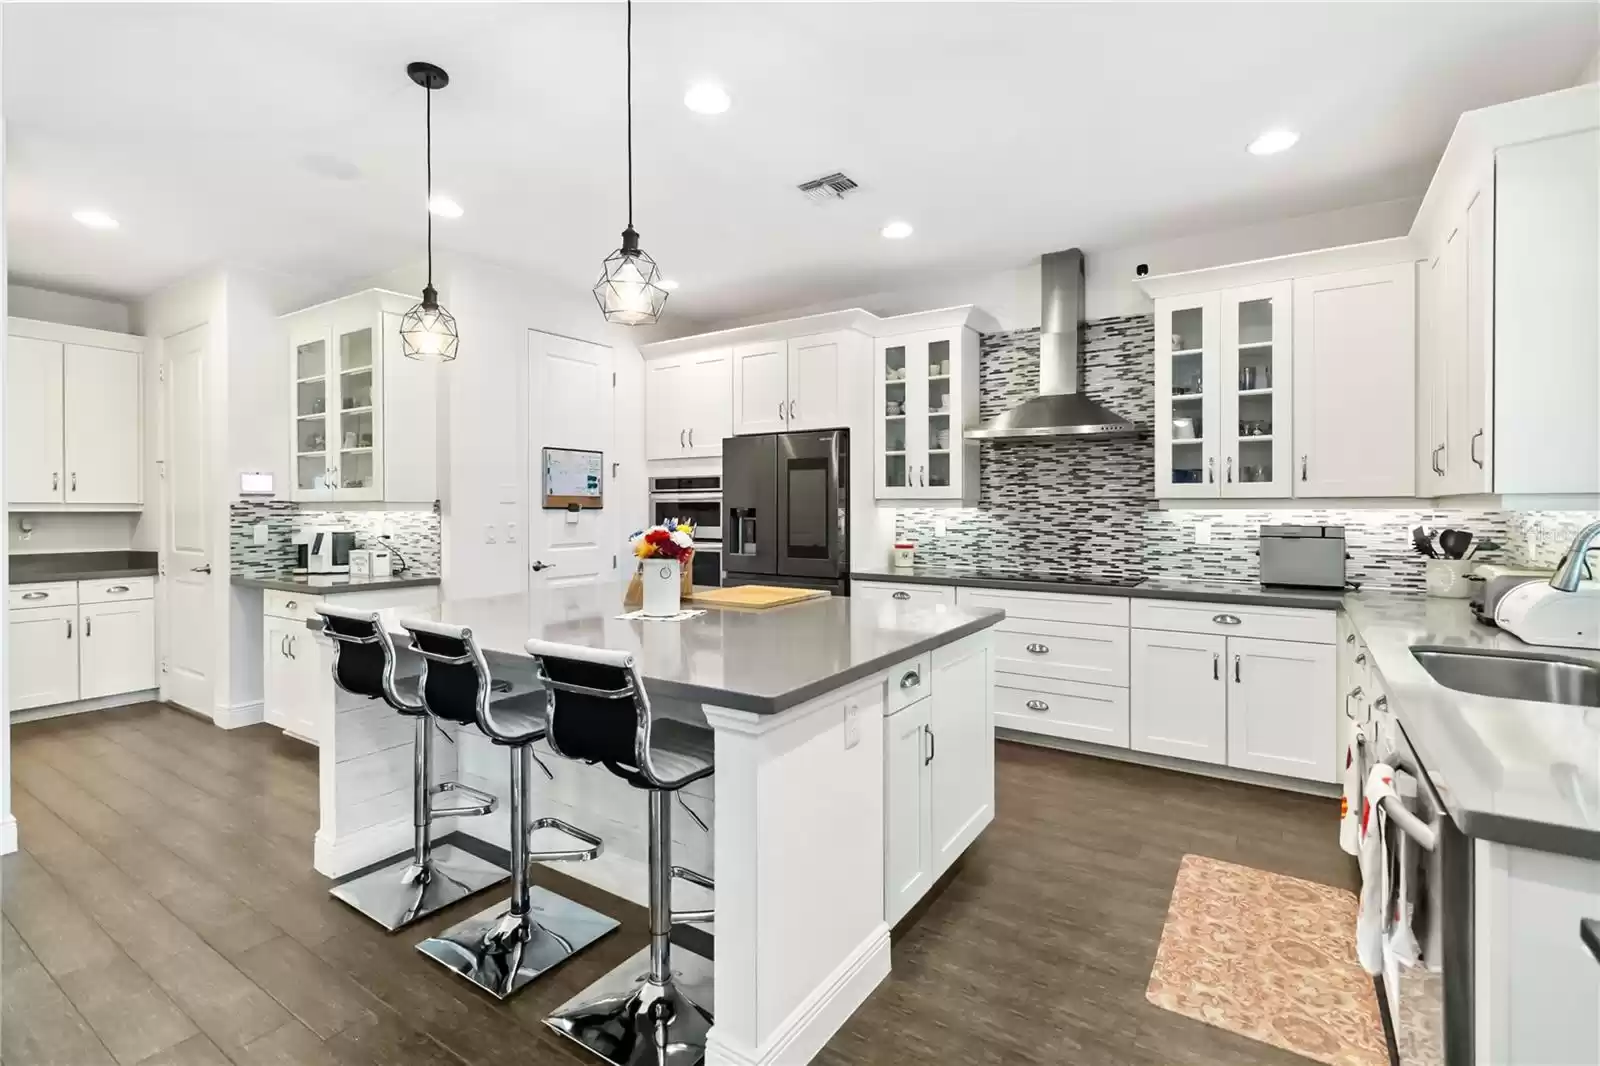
[213, 701, 265, 730]
[998, 730, 1340, 798]
[707, 925, 891, 1066]
[313, 817, 428, 879]
[9, 689, 159, 725]
[0, 815, 17, 856]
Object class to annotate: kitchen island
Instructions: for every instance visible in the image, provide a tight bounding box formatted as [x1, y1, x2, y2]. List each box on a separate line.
[310, 584, 1003, 1066]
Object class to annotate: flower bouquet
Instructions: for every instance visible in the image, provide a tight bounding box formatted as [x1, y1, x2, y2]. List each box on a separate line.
[623, 522, 696, 614]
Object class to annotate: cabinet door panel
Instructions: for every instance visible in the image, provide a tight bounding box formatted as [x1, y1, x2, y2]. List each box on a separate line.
[1220, 283, 1292, 498]
[1154, 295, 1221, 498]
[928, 638, 993, 874]
[1130, 629, 1227, 765]
[287, 630, 328, 743]
[731, 342, 788, 436]
[645, 358, 688, 458]
[1460, 188, 1492, 493]
[687, 349, 732, 456]
[329, 311, 381, 501]
[7, 336, 65, 504]
[1227, 636, 1336, 782]
[875, 338, 914, 498]
[9, 606, 79, 710]
[1292, 265, 1416, 497]
[64, 344, 141, 505]
[1416, 256, 1448, 494]
[787, 335, 843, 431]
[884, 700, 931, 925]
[80, 600, 156, 700]
[263, 618, 294, 730]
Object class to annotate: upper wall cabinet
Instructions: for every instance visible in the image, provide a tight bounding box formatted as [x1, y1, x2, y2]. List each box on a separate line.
[7, 320, 143, 510]
[874, 326, 979, 504]
[731, 331, 849, 436]
[645, 347, 732, 459]
[282, 289, 437, 504]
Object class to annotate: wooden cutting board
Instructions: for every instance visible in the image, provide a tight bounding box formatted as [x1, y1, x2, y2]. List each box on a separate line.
[691, 585, 829, 609]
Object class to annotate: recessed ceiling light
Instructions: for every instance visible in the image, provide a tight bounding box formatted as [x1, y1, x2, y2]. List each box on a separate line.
[881, 220, 914, 240]
[1248, 129, 1299, 156]
[427, 195, 463, 219]
[72, 209, 118, 230]
[684, 82, 731, 115]
[659, 279, 681, 291]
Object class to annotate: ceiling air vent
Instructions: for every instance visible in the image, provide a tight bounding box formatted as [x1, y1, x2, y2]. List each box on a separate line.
[797, 172, 860, 204]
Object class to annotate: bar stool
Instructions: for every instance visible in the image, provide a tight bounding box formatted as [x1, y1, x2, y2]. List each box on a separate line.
[316, 604, 507, 932]
[526, 638, 716, 1066]
[403, 618, 621, 1000]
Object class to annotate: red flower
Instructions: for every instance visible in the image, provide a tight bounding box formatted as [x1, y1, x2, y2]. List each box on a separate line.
[641, 528, 690, 562]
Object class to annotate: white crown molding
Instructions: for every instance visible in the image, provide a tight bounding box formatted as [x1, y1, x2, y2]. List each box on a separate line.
[7, 316, 146, 349]
[639, 304, 996, 359]
[1135, 237, 1419, 300]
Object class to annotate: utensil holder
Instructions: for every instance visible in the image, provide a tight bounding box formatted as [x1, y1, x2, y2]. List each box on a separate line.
[1426, 559, 1478, 599]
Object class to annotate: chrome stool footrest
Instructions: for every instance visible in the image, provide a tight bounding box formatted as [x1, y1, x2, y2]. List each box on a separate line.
[415, 886, 620, 1001]
[429, 780, 498, 819]
[668, 866, 715, 926]
[545, 944, 714, 1066]
[329, 844, 508, 934]
[528, 817, 605, 864]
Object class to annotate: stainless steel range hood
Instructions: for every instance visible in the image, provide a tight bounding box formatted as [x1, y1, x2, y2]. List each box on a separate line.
[965, 248, 1141, 441]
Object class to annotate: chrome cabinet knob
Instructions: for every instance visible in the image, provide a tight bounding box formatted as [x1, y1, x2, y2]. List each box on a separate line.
[1025, 643, 1050, 654]
[891, 591, 910, 601]
[1025, 699, 1049, 712]
[900, 670, 921, 689]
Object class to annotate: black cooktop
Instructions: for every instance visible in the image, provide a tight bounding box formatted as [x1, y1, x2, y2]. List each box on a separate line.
[959, 570, 1147, 589]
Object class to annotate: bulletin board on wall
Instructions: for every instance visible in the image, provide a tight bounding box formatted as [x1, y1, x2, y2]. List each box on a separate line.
[541, 447, 605, 509]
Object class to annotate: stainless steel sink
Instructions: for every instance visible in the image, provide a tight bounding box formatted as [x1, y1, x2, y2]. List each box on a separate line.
[1411, 646, 1600, 708]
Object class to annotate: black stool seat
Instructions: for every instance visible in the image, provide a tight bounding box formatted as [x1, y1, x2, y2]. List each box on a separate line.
[483, 691, 548, 747]
[623, 718, 713, 790]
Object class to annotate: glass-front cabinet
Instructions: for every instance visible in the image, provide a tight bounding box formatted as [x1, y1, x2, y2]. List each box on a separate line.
[1155, 284, 1293, 499]
[873, 326, 979, 505]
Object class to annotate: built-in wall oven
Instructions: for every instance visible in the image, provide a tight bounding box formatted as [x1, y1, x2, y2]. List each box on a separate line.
[649, 475, 722, 587]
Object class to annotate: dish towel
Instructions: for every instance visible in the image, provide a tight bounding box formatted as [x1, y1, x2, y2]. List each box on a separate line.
[1356, 762, 1398, 975]
[1339, 724, 1368, 856]
[615, 608, 707, 623]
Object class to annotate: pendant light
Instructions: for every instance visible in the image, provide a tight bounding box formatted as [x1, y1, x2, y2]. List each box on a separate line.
[593, 0, 668, 326]
[400, 61, 460, 361]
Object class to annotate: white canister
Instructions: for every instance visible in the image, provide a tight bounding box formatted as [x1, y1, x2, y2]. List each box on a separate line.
[642, 558, 683, 617]
[1425, 558, 1478, 599]
[892, 542, 916, 568]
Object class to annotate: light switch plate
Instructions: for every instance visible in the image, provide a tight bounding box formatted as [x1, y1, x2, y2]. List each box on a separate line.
[934, 516, 948, 536]
[506, 522, 518, 543]
[1195, 521, 1213, 546]
[483, 524, 498, 544]
[252, 522, 269, 546]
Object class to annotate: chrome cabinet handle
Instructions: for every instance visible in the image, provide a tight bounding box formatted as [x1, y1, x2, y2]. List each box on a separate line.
[192, 564, 212, 574]
[21, 591, 47, 601]
[71, 472, 77, 492]
[891, 590, 910, 601]
[680, 429, 686, 448]
[52, 472, 59, 491]
[66, 619, 73, 639]
[788, 399, 796, 420]
[285, 599, 298, 609]
[106, 585, 129, 594]
[1344, 685, 1364, 720]
[899, 670, 921, 690]
[1025, 642, 1050, 654]
[1207, 456, 1215, 483]
[288, 636, 297, 660]
[1212, 614, 1241, 625]
[1226, 456, 1233, 483]
[1374, 696, 1389, 714]
[1355, 652, 1367, 666]
[1471, 429, 1484, 469]
[281, 634, 289, 658]
[1234, 654, 1241, 683]
[778, 401, 786, 422]
[688, 428, 694, 447]
[85, 617, 92, 637]
[924, 726, 935, 766]
[1213, 652, 1220, 680]
[1430, 444, 1443, 476]
[1025, 698, 1049, 712]
[1346, 633, 1356, 644]
[919, 465, 925, 487]
[1301, 455, 1308, 481]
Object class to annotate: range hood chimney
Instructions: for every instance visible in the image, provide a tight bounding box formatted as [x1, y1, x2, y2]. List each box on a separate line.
[965, 248, 1141, 441]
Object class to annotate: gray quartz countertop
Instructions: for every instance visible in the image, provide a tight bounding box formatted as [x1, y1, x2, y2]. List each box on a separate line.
[328, 582, 1004, 715]
[11, 551, 160, 583]
[1344, 592, 1600, 859]
[851, 565, 1346, 610]
[232, 572, 442, 594]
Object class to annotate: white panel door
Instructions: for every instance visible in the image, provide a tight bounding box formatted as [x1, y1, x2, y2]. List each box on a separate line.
[786, 334, 843, 431]
[1130, 629, 1227, 765]
[644, 357, 688, 459]
[9, 606, 79, 710]
[928, 638, 993, 875]
[1227, 636, 1337, 783]
[731, 341, 788, 436]
[63, 343, 141, 505]
[263, 616, 295, 731]
[7, 335, 65, 505]
[161, 323, 214, 716]
[686, 348, 732, 456]
[528, 330, 615, 593]
[1292, 264, 1416, 497]
[79, 600, 156, 699]
[883, 700, 932, 926]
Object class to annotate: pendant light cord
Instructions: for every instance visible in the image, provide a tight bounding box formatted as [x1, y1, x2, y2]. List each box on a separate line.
[425, 79, 434, 288]
[626, 0, 634, 229]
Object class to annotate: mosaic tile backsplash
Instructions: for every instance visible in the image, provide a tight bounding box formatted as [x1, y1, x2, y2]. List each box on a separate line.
[896, 320, 1595, 591]
[230, 499, 441, 577]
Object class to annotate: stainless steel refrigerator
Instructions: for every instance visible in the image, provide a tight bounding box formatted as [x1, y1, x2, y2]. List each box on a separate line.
[722, 429, 850, 594]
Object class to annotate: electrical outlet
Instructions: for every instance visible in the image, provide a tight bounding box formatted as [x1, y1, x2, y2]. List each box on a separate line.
[483, 524, 498, 545]
[252, 522, 269, 546]
[934, 516, 948, 536]
[1195, 521, 1213, 546]
[843, 704, 860, 749]
[505, 522, 518, 543]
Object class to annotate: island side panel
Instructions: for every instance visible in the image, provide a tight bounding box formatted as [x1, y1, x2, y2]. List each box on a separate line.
[705, 673, 891, 1066]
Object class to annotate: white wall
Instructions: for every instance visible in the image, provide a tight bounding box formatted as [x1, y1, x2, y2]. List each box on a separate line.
[1580, 47, 1600, 85]
[692, 197, 1420, 332]
[8, 283, 133, 333]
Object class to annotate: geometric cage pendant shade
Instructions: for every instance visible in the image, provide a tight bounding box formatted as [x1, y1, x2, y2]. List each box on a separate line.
[400, 286, 459, 361]
[593, 226, 669, 326]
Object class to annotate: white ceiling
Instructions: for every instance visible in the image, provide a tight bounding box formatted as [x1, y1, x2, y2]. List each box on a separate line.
[5, 2, 1596, 323]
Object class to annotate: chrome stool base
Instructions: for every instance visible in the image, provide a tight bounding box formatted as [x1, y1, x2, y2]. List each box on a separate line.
[415, 886, 620, 1000]
[544, 944, 714, 1066]
[329, 844, 508, 933]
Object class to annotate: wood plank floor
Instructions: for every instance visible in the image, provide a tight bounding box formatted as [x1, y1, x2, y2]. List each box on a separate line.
[2, 702, 1357, 1066]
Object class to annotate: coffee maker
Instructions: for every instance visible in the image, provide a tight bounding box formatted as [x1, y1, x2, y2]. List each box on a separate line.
[293, 526, 356, 574]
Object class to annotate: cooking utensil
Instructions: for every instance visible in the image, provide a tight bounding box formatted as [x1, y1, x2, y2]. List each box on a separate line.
[1439, 529, 1474, 560]
[1412, 526, 1438, 558]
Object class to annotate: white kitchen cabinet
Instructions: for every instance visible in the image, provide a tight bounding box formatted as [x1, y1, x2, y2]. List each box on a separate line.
[873, 326, 979, 505]
[645, 358, 690, 459]
[283, 289, 436, 503]
[1130, 629, 1228, 765]
[786, 332, 847, 431]
[8, 604, 80, 711]
[1219, 283, 1293, 497]
[6, 323, 144, 509]
[1226, 636, 1336, 782]
[731, 340, 790, 436]
[731, 333, 848, 438]
[646, 348, 732, 459]
[853, 580, 956, 609]
[883, 698, 932, 926]
[78, 598, 157, 700]
[264, 615, 324, 741]
[927, 635, 993, 872]
[1154, 293, 1221, 497]
[1292, 264, 1416, 498]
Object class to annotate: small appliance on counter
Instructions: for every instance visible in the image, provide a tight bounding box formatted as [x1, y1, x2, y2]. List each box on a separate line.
[1495, 581, 1600, 649]
[891, 542, 916, 568]
[294, 526, 356, 574]
[1259, 524, 1346, 589]
[1468, 564, 1554, 626]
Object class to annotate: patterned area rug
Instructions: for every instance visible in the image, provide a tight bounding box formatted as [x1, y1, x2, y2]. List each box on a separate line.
[1146, 855, 1386, 1066]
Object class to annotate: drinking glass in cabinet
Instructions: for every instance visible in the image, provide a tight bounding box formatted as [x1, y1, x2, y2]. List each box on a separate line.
[886, 454, 907, 488]
[927, 339, 950, 377]
[928, 452, 950, 488]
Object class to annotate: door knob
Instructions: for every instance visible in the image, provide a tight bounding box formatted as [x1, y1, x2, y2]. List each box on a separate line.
[191, 564, 212, 574]
[530, 560, 556, 572]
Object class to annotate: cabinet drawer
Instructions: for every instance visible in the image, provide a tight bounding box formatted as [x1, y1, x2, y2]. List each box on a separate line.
[993, 619, 1128, 688]
[884, 653, 933, 716]
[264, 589, 323, 622]
[957, 586, 1129, 627]
[1130, 599, 1335, 644]
[855, 581, 956, 609]
[79, 576, 155, 604]
[9, 582, 78, 609]
[994, 673, 1129, 748]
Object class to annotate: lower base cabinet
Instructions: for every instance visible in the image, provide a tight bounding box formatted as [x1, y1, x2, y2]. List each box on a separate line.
[264, 616, 326, 741]
[8, 581, 157, 712]
[8, 604, 81, 710]
[1129, 630, 1229, 765]
[80, 599, 156, 699]
[884, 699, 933, 924]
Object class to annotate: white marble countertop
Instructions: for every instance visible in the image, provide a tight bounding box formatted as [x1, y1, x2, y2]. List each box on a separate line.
[1344, 591, 1600, 858]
